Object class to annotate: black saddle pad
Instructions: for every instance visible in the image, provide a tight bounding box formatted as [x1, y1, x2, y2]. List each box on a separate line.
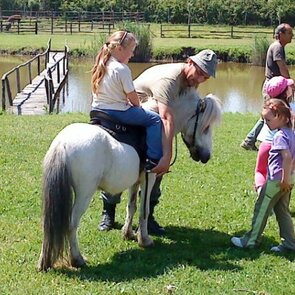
[89, 110, 146, 161]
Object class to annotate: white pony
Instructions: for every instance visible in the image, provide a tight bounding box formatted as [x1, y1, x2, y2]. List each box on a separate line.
[38, 89, 221, 271]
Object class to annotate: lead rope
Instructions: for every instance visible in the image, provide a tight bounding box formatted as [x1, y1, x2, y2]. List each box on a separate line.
[169, 135, 178, 167]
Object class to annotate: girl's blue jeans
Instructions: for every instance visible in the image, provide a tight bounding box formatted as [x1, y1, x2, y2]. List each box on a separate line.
[102, 106, 163, 160]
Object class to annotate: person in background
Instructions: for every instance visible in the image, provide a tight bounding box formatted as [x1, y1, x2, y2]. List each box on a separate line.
[232, 98, 295, 252]
[240, 23, 293, 151]
[98, 49, 218, 235]
[90, 30, 164, 172]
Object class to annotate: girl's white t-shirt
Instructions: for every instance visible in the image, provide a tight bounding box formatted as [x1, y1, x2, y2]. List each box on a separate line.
[92, 56, 135, 111]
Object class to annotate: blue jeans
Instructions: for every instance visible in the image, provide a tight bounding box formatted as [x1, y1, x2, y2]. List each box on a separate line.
[103, 106, 163, 160]
[245, 118, 264, 144]
[244, 79, 269, 144]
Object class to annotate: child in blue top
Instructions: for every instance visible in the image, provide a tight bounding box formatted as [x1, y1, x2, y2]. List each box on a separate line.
[231, 98, 295, 252]
[91, 31, 163, 172]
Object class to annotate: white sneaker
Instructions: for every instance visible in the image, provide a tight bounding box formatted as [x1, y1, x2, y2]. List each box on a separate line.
[231, 237, 244, 248]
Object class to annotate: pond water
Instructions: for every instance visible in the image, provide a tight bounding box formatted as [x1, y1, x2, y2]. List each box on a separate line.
[2, 56, 295, 114]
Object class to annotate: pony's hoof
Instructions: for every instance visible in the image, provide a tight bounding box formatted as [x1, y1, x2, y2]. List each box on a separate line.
[138, 238, 154, 248]
[71, 256, 87, 268]
[122, 231, 137, 241]
[122, 226, 137, 241]
[37, 256, 51, 272]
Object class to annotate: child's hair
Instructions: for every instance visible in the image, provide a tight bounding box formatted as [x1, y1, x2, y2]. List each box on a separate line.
[263, 98, 293, 128]
[91, 31, 138, 94]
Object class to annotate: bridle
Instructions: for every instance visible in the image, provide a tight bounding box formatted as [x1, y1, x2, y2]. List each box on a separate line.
[181, 98, 206, 150]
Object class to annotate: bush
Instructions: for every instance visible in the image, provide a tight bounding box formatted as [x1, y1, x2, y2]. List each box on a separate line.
[250, 34, 270, 66]
[117, 21, 153, 62]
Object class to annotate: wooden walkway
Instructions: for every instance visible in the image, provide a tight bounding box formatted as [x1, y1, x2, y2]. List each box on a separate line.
[11, 51, 68, 115]
[2, 40, 69, 115]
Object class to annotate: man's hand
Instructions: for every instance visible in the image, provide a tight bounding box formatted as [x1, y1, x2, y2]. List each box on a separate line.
[151, 156, 170, 175]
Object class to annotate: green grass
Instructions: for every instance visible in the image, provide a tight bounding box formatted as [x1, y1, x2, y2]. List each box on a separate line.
[1, 112, 295, 294]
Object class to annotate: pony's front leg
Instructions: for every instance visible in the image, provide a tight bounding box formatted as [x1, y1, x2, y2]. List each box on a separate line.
[137, 172, 156, 248]
[122, 182, 139, 241]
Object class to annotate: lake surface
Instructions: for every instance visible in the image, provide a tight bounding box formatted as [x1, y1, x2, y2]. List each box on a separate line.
[2, 56, 295, 114]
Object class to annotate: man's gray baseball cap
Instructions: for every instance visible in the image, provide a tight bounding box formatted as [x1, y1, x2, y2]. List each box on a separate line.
[189, 49, 218, 78]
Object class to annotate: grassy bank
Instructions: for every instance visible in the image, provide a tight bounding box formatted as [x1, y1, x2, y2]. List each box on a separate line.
[1, 29, 295, 64]
[1, 112, 295, 294]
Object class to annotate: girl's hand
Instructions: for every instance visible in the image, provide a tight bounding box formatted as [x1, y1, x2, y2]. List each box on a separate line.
[279, 180, 293, 192]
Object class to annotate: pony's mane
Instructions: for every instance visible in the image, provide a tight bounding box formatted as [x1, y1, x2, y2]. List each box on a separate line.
[200, 93, 222, 131]
[177, 88, 222, 131]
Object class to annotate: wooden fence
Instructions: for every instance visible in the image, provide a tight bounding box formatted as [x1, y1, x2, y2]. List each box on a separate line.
[0, 10, 144, 34]
[160, 24, 276, 39]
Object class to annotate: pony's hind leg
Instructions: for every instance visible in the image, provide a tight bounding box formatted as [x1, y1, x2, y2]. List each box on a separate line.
[69, 182, 98, 268]
[122, 182, 139, 241]
[137, 172, 156, 248]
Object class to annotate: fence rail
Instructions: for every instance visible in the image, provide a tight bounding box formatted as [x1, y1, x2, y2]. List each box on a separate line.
[0, 10, 144, 34]
[160, 24, 276, 39]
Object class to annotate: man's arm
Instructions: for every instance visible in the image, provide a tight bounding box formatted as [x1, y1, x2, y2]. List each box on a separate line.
[276, 60, 290, 78]
[151, 101, 174, 174]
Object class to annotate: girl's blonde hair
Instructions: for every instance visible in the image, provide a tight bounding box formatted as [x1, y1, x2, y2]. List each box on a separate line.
[263, 98, 293, 128]
[91, 31, 138, 94]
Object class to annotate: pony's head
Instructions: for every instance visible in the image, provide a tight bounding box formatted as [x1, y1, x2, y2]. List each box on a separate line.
[180, 93, 221, 163]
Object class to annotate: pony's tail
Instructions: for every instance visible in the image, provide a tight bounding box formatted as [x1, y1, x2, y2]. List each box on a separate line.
[38, 144, 72, 271]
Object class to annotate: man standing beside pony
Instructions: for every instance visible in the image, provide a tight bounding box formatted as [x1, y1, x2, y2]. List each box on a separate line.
[98, 49, 218, 235]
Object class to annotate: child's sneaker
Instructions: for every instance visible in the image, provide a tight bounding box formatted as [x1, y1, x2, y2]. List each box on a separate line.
[231, 237, 244, 248]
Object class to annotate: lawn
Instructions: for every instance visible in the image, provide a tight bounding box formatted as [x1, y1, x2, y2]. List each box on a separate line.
[1, 112, 295, 294]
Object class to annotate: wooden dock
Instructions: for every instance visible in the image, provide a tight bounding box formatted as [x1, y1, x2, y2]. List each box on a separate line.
[1, 40, 69, 115]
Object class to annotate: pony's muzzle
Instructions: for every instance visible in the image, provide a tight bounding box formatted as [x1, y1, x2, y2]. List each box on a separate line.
[190, 147, 211, 163]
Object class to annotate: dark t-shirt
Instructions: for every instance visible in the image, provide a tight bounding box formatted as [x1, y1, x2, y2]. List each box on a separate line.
[265, 40, 286, 79]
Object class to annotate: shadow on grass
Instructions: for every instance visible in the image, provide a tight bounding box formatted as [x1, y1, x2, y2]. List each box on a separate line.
[58, 225, 278, 282]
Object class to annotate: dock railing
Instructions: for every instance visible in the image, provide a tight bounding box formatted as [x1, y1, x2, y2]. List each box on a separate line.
[1, 39, 51, 111]
[45, 45, 69, 113]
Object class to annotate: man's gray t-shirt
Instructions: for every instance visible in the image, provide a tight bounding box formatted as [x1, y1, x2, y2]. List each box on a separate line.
[265, 41, 286, 79]
[134, 63, 187, 105]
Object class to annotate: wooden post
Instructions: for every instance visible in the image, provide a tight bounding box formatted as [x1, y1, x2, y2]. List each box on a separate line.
[160, 23, 162, 38]
[35, 20, 38, 34]
[28, 62, 32, 84]
[2, 78, 6, 111]
[0, 20, 3, 32]
[16, 68, 21, 93]
[70, 22, 72, 35]
[57, 62, 60, 83]
[51, 11, 54, 34]
[108, 23, 111, 35]
[78, 13, 81, 32]
[231, 26, 234, 38]
[37, 55, 41, 75]
[188, 24, 191, 38]
[6, 78, 13, 107]
[17, 20, 20, 34]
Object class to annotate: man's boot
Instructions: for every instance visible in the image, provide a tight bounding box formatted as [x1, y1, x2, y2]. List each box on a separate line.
[148, 201, 165, 235]
[99, 200, 116, 231]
